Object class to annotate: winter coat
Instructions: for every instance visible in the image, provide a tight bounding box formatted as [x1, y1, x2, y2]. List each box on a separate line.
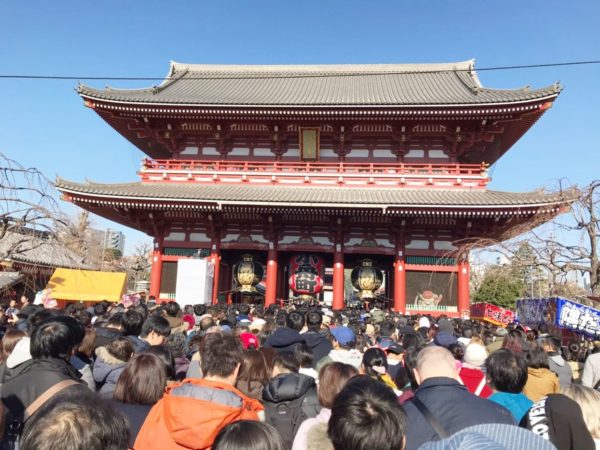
[302, 331, 333, 367]
[459, 367, 493, 398]
[112, 401, 154, 448]
[1, 357, 88, 423]
[488, 391, 533, 423]
[93, 326, 122, 349]
[174, 356, 190, 381]
[292, 407, 331, 450]
[134, 378, 263, 450]
[306, 423, 333, 450]
[235, 379, 265, 401]
[523, 367, 560, 403]
[262, 372, 321, 448]
[263, 327, 305, 353]
[582, 352, 600, 388]
[92, 346, 128, 398]
[548, 352, 573, 387]
[125, 335, 150, 353]
[315, 348, 363, 372]
[403, 377, 514, 450]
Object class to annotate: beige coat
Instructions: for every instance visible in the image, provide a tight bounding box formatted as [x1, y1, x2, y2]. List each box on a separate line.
[523, 367, 559, 402]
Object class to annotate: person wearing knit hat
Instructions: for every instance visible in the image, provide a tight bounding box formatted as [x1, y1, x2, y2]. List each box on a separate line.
[419, 316, 431, 329]
[459, 343, 492, 398]
[520, 394, 595, 450]
[240, 332, 260, 350]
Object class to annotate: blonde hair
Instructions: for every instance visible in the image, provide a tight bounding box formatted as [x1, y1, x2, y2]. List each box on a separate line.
[561, 384, 600, 438]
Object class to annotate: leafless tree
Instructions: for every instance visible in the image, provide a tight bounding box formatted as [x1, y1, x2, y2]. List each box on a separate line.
[457, 181, 599, 298]
[0, 152, 69, 260]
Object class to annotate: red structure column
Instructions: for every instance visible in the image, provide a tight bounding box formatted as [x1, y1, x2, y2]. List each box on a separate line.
[265, 245, 278, 307]
[149, 238, 163, 301]
[394, 252, 406, 314]
[457, 258, 470, 318]
[210, 237, 221, 305]
[332, 244, 345, 311]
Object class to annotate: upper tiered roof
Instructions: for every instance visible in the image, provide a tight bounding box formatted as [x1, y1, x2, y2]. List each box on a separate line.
[78, 60, 560, 107]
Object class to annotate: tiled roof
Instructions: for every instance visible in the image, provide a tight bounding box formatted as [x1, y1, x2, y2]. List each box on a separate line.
[78, 60, 560, 107]
[0, 230, 89, 269]
[0, 272, 22, 290]
[56, 179, 573, 209]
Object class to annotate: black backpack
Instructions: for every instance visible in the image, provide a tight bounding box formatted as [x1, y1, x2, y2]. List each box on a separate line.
[264, 390, 320, 449]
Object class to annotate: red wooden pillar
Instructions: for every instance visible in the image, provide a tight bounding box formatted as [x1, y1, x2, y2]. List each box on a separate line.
[457, 258, 470, 317]
[210, 236, 221, 305]
[265, 246, 278, 307]
[394, 253, 406, 314]
[332, 244, 345, 311]
[149, 238, 163, 300]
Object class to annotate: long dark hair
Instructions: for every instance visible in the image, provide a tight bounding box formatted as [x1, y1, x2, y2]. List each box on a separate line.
[113, 353, 168, 405]
[362, 347, 389, 380]
[236, 350, 269, 391]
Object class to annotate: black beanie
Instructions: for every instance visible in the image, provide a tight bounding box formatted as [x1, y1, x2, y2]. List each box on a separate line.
[520, 394, 595, 450]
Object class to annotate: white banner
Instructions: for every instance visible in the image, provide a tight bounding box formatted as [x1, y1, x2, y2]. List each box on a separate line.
[175, 259, 214, 305]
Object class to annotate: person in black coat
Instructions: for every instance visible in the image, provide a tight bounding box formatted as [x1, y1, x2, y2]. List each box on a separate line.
[302, 311, 332, 367]
[263, 311, 306, 353]
[1, 316, 90, 428]
[262, 351, 320, 448]
[403, 345, 514, 450]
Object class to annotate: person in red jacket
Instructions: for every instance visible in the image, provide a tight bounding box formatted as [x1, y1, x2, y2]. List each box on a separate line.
[135, 333, 264, 450]
[459, 342, 493, 398]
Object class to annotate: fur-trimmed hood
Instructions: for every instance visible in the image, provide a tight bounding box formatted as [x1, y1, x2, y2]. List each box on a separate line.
[95, 346, 129, 366]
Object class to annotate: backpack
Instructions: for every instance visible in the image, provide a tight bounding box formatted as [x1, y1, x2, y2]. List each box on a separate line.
[264, 389, 320, 449]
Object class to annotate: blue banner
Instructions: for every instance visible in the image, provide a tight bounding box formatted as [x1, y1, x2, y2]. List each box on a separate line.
[516, 297, 600, 338]
[556, 298, 600, 338]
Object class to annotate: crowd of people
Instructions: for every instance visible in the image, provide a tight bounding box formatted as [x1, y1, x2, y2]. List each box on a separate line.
[0, 295, 600, 449]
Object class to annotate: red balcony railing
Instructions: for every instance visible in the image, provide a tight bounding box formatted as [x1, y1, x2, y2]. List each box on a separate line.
[139, 159, 489, 188]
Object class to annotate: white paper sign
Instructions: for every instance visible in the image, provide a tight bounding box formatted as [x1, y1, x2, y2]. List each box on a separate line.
[176, 259, 214, 305]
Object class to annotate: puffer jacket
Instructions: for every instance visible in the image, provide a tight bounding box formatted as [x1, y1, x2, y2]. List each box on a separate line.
[403, 377, 514, 450]
[92, 346, 128, 398]
[135, 378, 264, 450]
[262, 372, 321, 448]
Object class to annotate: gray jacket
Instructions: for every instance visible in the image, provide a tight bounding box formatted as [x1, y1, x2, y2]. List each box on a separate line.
[548, 353, 573, 387]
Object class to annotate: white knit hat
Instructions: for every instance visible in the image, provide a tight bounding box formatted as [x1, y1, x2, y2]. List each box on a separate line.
[463, 343, 488, 368]
[418, 317, 431, 328]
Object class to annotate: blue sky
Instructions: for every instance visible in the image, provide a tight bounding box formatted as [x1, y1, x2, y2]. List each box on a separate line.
[1, 0, 599, 255]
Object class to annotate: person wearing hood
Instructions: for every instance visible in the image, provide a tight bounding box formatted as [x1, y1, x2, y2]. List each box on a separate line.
[135, 333, 263, 450]
[315, 326, 362, 371]
[302, 311, 332, 367]
[263, 351, 320, 448]
[542, 336, 572, 387]
[523, 344, 559, 403]
[264, 311, 306, 353]
[433, 318, 458, 348]
[92, 337, 134, 398]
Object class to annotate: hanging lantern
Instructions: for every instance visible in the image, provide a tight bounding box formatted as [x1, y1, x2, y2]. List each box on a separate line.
[289, 254, 324, 301]
[351, 259, 383, 299]
[234, 254, 264, 293]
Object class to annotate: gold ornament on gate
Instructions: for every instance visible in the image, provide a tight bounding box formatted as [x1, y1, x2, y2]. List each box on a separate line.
[351, 259, 383, 299]
[234, 254, 264, 293]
